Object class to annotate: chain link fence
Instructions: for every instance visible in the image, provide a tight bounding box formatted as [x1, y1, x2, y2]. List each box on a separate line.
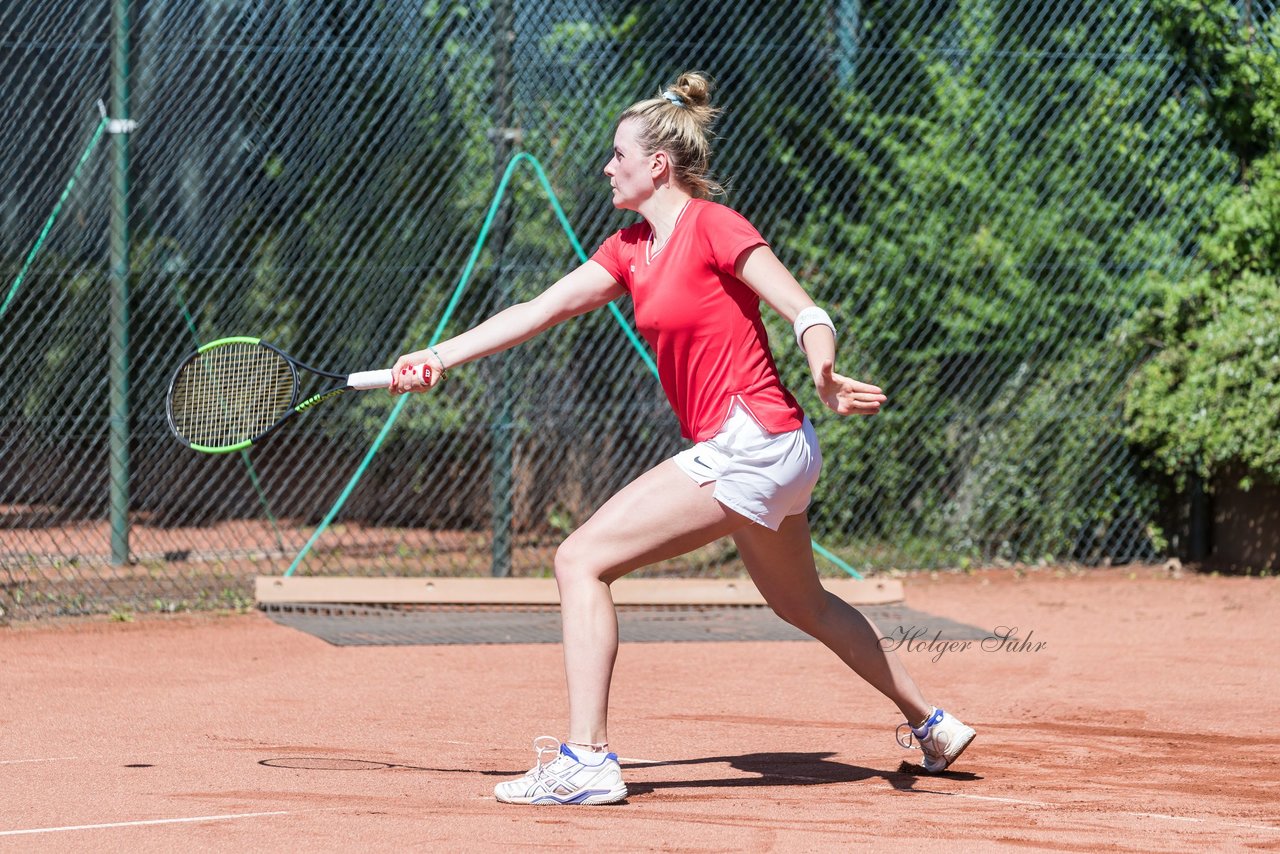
[0, 1, 1260, 619]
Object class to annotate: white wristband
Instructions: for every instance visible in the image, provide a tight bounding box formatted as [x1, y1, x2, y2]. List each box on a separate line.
[794, 306, 836, 352]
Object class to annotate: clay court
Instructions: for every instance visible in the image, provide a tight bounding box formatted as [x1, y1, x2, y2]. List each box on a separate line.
[2, 565, 1277, 852]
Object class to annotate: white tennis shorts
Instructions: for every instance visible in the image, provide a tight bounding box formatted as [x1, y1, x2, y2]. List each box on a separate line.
[673, 400, 822, 531]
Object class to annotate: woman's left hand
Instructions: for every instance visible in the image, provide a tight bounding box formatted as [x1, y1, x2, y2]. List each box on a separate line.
[816, 361, 886, 416]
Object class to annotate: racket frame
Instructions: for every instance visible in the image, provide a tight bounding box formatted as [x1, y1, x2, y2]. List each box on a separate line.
[166, 336, 388, 454]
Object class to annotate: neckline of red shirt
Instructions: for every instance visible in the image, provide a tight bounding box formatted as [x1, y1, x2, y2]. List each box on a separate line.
[645, 198, 694, 265]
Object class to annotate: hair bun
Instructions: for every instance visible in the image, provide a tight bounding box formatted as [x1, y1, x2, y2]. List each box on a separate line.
[618, 69, 725, 199]
[670, 71, 714, 110]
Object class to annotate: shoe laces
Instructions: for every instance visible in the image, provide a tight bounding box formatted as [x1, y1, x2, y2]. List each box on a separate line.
[898, 720, 955, 759]
[526, 735, 571, 780]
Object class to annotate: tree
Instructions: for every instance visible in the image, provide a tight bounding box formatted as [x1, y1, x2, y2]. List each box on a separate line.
[767, 0, 1223, 562]
[1124, 0, 1280, 490]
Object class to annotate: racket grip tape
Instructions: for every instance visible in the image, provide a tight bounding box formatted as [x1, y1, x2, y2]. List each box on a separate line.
[347, 369, 395, 390]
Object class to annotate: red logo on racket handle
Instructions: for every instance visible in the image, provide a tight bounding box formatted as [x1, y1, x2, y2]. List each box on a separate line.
[399, 363, 431, 386]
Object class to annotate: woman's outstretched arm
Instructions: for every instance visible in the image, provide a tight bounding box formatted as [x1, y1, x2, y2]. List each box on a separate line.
[392, 260, 624, 392]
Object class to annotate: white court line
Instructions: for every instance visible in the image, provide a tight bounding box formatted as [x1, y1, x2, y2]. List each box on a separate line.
[613, 762, 1280, 831]
[913, 790, 1280, 834]
[0, 809, 324, 837]
[0, 757, 81, 765]
[618, 757, 1278, 832]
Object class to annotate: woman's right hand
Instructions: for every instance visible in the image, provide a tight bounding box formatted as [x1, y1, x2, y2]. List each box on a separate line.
[391, 348, 446, 394]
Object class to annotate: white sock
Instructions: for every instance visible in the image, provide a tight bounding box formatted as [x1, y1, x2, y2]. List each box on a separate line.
[913, 708, 940, 736]
[567, 744, 610, 763]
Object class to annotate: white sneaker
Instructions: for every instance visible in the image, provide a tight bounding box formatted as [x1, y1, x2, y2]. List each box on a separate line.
[494, 736, 628, 805]
[897, 708, 976, 772]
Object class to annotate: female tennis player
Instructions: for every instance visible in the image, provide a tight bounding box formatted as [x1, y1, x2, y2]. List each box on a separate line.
[392, 71, 975, 805]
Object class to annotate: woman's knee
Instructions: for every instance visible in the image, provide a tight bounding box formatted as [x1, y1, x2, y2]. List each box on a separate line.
[554, 535, 608, 588]
[767, 589, 830, 632]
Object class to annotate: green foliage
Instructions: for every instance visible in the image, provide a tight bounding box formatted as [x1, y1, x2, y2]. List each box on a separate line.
[769, 0, 1213, 559]
[950, 346, 1158, 561]
[1124, 3, 1280, 491]
[19, 262, 106, 421]
[1152, 0, 1280, 165]
[1124, 154, 1280, 485]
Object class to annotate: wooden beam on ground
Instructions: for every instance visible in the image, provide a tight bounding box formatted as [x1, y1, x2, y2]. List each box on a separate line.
[255, 576, 904, 607]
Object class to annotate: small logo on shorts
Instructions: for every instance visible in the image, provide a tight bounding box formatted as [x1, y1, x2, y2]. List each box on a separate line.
[693, 455, 708, 468]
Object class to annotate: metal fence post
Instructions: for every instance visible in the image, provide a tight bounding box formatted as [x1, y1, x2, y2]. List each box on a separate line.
[108, 0, 133, 566]
[490, 0, 516, 578]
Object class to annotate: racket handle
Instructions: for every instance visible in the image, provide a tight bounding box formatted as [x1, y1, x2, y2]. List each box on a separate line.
[347, 369, 395, 390]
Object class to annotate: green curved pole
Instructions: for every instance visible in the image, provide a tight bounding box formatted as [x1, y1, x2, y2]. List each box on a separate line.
[1, 114, 108, 320]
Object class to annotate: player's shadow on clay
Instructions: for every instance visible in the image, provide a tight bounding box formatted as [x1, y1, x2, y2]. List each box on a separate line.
[619, 751, 980, 796]
[257, 753, 980, 798]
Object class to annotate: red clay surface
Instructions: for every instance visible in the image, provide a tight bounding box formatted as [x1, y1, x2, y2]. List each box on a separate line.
[2, 566, 1277, 852]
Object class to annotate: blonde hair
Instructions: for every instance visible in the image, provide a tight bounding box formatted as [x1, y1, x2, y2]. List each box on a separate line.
[619, 71, 724, 199]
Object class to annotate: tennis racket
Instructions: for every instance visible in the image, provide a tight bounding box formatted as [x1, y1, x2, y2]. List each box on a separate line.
[166, 336, 400, 454]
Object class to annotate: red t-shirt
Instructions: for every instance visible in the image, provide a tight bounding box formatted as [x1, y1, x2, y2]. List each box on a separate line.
[591, 199, 804, 441]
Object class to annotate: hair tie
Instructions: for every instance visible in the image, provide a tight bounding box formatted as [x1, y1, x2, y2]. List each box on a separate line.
[662, 90, 686, 108]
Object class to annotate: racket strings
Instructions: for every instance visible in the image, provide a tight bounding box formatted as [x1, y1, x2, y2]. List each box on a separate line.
[170, 343, 295, 448]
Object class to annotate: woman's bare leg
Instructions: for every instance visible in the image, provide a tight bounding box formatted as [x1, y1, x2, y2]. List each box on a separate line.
[732, 513, 932, 723]
[554, 460, 747, 746]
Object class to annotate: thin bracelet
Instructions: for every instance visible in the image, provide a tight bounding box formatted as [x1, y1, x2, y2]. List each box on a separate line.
[428, 346, 447, 381]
